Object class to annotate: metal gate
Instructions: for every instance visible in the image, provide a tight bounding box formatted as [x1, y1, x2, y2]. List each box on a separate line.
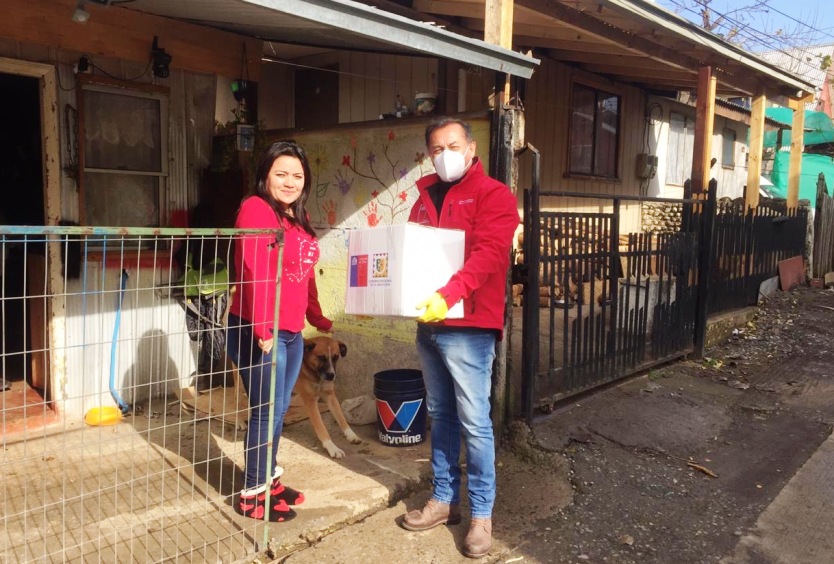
[520, 147, 713, 420]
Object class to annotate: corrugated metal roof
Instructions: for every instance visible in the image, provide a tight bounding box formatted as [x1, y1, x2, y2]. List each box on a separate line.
[758, 43, 834, 108]
[121, 0, 539, 78]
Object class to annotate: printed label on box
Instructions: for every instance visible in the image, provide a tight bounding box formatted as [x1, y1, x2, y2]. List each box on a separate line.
[370, 252, 391, 287]
[349, 255, 368, 287]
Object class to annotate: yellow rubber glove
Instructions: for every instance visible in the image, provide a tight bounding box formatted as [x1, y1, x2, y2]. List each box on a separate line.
[416, 292, 449, 323]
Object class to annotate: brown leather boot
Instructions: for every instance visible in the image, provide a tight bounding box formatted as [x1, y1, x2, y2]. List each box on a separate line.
[463, 517, 492, 558]
[401, 498, 462, 531]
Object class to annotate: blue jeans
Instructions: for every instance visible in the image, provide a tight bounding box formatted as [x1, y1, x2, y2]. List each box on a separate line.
[226, 314, 303, 490]
[415, 324, 498, 518]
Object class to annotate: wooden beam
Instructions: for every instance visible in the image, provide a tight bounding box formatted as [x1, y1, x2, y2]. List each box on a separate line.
[517, 37, 627, 52]
[412, 0, 480, 18]
[515, 0, 697, 71]
[484, 0, 514, 100]
[787, 94, 815, 208]
[691, 66, 717, 194]
[0, 0, 262, 80]
[581, 65, 695, 81]
[746, 92, 766, 209]
[485, 0, 514, 49]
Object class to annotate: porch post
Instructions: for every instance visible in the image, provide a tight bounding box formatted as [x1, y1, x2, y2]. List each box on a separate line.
[485, 0, 514, 100]
[746, 92, 766, 209]
[485, 0, 517, 435]
[691, 66, 717, 194]
[787, 94, 814, 209]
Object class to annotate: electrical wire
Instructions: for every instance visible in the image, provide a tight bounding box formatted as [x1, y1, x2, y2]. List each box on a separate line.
[85, 54, 153, 83]
[659, 0, 833, 67]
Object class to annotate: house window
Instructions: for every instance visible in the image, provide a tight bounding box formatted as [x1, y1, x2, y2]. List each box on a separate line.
[722, 128, 736, 169]
[80, 80, 168, 227]
[568, 84, 620, 178]
[666, 111, 694, 185]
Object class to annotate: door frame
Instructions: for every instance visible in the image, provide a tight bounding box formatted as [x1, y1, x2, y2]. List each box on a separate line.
[0, 57, 64, 414]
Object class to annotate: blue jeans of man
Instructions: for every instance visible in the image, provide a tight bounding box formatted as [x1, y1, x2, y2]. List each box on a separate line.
[415, 324, 497, 519]
[226, 314, 303, 490]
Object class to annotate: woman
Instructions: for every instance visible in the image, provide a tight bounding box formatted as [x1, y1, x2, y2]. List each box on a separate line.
[227, 141, 333, 522]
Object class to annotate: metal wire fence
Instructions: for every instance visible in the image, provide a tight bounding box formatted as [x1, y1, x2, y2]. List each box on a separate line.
[1, 226, 285, 562]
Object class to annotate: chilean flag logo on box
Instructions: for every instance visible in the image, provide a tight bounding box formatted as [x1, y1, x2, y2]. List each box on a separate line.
[349, 255, 369, 287]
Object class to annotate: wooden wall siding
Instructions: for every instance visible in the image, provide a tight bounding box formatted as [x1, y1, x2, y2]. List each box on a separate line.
[518, 58, 645, 231]
[0, 0, 261, 81]
[0, 37, 214, 225]
[288, 51, 439, 125]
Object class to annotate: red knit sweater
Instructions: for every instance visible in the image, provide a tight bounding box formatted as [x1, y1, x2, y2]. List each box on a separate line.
[230, 196, 332, 340]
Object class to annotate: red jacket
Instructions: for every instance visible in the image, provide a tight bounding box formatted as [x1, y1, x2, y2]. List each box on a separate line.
[409, 158, 520, 332]
[231, 196, 332, 340]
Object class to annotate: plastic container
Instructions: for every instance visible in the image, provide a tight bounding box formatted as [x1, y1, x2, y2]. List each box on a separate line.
[373, 369, 427, 447]
[414, 92, 437, 116]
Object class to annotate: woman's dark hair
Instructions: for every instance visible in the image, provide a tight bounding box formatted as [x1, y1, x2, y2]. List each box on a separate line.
[253, 140, 316, 238]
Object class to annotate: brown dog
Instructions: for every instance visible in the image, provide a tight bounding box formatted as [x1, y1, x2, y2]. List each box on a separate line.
[296, 336, 362, 458]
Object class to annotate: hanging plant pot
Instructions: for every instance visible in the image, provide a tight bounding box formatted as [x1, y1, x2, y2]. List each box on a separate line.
[231, 78, 249, 102]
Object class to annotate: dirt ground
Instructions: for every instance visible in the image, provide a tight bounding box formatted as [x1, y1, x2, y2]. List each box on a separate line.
[276, 286, 834, 563]
[504, 286, 834, 563]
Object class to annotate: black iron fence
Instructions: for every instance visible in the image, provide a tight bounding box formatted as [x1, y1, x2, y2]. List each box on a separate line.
[707, 200, 809, 314]
[520, 147, 809, 420]
[519, 147, 714, 419]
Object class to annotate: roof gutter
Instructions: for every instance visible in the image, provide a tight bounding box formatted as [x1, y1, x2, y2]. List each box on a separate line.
[604, 0, 816, 95]
[243, 0, 539, 78]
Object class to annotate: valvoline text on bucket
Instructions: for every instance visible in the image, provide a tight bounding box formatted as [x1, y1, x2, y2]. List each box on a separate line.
[376, 398, 424, 445]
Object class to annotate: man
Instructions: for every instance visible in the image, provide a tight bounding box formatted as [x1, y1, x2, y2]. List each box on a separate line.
[402, 117, 520, 558]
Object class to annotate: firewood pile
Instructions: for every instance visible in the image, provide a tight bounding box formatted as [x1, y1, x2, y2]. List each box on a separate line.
[641, 202, 683, 233]
[513, 227, 612, 308]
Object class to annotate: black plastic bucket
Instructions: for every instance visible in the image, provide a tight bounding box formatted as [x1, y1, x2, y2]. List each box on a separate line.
[373, 369, 427, 447]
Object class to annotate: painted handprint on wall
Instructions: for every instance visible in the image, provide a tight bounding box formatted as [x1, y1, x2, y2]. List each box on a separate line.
[340, 129, 432, 226]
[267, 121, 443, 230]
[364, 201, 381, 227]
[322, 200, 338, 227]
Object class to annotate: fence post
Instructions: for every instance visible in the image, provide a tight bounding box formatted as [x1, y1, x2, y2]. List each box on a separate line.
[694, 179, 717, 356]
[608, 199, 620, 365]
[521, 145, 541, 424]
[813, 173, 827, 278]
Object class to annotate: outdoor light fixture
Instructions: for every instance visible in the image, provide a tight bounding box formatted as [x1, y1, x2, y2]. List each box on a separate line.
[151, 36, 172, 79]
[71, 0, 90, 23]
[72, 0, 111, 23]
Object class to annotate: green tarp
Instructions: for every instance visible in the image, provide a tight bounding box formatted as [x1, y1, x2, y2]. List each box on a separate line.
[769, 152, 834, 208]
[763, 108, 834, 149]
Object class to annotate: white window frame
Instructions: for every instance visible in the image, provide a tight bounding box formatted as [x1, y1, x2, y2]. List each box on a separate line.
[79, 79, 169, 227]
[722, 127, 736, 170]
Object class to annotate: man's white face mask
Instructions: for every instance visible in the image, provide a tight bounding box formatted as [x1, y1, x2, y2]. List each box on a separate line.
[433, 146, 472, 183]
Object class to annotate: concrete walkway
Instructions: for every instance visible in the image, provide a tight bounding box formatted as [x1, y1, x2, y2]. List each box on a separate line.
[1, 405, 432, 563]
[723, 430, 834, 564]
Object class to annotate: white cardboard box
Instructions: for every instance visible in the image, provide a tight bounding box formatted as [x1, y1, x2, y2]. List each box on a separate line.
[345, 224, 465, 318]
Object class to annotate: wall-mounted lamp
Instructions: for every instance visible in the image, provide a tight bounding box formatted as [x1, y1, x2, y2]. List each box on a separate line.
[151, 36, 172, 79]
[72, 0, 90, 23]
[72, 0, 111, 24]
